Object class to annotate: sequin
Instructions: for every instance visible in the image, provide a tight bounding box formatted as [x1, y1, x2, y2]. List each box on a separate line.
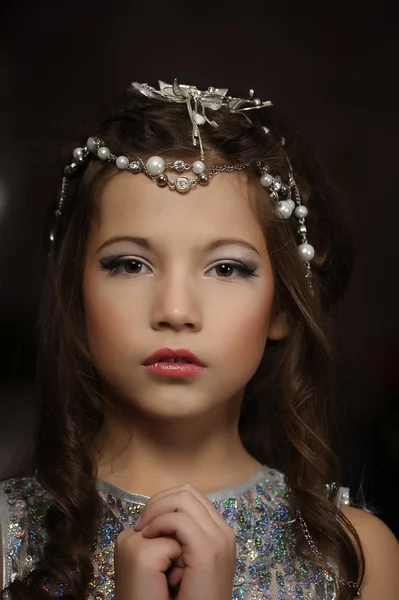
[0, 467, 338, 599]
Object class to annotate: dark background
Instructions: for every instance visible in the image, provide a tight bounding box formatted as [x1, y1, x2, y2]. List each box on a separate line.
[1, 2, 398, 536]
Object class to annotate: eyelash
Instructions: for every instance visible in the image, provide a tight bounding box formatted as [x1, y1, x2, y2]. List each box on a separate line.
[100, 256, 259, 279]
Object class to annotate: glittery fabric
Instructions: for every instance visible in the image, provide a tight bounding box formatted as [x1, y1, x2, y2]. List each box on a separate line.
[0, 466, 339, 599]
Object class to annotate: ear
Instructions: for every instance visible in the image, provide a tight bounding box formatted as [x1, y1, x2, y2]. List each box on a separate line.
[268, 311, 289, 341]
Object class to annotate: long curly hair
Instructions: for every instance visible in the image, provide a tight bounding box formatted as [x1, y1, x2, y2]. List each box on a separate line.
[2, 85, 364, 598]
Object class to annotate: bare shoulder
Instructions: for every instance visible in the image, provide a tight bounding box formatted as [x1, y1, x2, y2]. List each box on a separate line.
[341, 505, 399, 599]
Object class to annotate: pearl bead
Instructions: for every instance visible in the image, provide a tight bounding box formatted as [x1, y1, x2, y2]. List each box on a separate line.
[73, 147, 83, 159]
[87, 137, 98, 153]
[116, 156, 129, 170]
[146, 156, 165, 176]
[97, 147, 110, 160]
[298, 243, 315, 262]
[295, 205, 308, 218]
[286, 200, 295, 211]
[192, 160, 205, 174]
[260, 173, 273, 187]
[277, 202, 292, 219]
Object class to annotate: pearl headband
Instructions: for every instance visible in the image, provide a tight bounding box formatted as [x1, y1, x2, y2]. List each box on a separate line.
[49, 80, 315, 290]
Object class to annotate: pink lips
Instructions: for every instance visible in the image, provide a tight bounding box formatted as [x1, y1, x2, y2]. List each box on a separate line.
[142, 348, 206, 378]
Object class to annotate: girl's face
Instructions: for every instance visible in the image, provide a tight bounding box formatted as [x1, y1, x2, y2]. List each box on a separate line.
[83, 170, 287, 421]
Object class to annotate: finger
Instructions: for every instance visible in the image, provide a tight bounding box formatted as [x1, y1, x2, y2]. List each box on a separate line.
[143, 484, 219, 518]
[166, 565, 184, 589]
[115, 531, 183, 575]
[135, 489, 217, 537]
[135, 485, 223, 532]
[141, 512, 208, 551]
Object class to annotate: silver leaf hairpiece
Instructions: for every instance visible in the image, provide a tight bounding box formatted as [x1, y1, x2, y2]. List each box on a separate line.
[50, 79, 315, 294]
[131, 79, 272, 161]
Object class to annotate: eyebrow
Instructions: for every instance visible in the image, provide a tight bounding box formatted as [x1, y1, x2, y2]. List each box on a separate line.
[97, 236, 261, 257]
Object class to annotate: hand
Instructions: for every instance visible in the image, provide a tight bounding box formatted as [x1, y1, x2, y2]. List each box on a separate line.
[114, 523, 182, 600]
[114, 483, 236, 600]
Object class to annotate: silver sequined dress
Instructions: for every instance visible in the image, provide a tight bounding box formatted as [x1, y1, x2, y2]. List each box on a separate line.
[0, 465, 349, 599]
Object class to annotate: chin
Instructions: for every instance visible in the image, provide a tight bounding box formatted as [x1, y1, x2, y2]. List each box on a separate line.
[117, 386, 225, 422]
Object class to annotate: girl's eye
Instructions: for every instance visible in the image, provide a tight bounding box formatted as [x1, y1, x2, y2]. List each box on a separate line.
[100, 258, 257, 279]
[207, 262, 258, 279]
[100, 257, 151, 276]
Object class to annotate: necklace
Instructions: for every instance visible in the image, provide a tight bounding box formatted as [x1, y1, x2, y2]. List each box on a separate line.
[297, 510, 361, 596]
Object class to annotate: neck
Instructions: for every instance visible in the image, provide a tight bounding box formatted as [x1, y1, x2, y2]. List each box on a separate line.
[93, 403, 262, 497]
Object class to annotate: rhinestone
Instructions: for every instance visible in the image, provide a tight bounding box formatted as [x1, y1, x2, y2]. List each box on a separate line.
[129, 160, 141, 173]
[272, 176, 282, 191]
[175, 176, 191, 193]
[64, 163, 78, 175]
[280, 184, 288, 195]
[173, 160, 186, 172]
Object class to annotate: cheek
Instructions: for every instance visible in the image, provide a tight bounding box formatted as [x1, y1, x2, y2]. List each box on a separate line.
[83, 275, 142, 364]
[212, 290, 272, 375]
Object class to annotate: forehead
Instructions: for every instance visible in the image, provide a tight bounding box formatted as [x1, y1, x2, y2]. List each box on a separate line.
[94, 170, 267, 250]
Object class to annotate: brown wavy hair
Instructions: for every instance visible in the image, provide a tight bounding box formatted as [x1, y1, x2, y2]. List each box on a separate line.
[3, 86, 364, 598]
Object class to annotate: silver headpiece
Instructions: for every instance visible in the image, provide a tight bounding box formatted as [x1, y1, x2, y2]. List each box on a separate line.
[50, 79, 315, 290]
[132, 80, 272, 161]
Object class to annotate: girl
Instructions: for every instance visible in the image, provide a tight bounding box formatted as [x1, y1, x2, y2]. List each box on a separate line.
[1, 79, 398, 600]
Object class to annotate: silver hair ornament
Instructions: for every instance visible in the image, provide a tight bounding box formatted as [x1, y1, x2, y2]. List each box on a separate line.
[49, 80, 315, 291]
[131, 79, 272, 162]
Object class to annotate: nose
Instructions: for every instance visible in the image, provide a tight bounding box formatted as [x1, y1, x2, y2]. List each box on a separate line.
[150, 271, 202, 332]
